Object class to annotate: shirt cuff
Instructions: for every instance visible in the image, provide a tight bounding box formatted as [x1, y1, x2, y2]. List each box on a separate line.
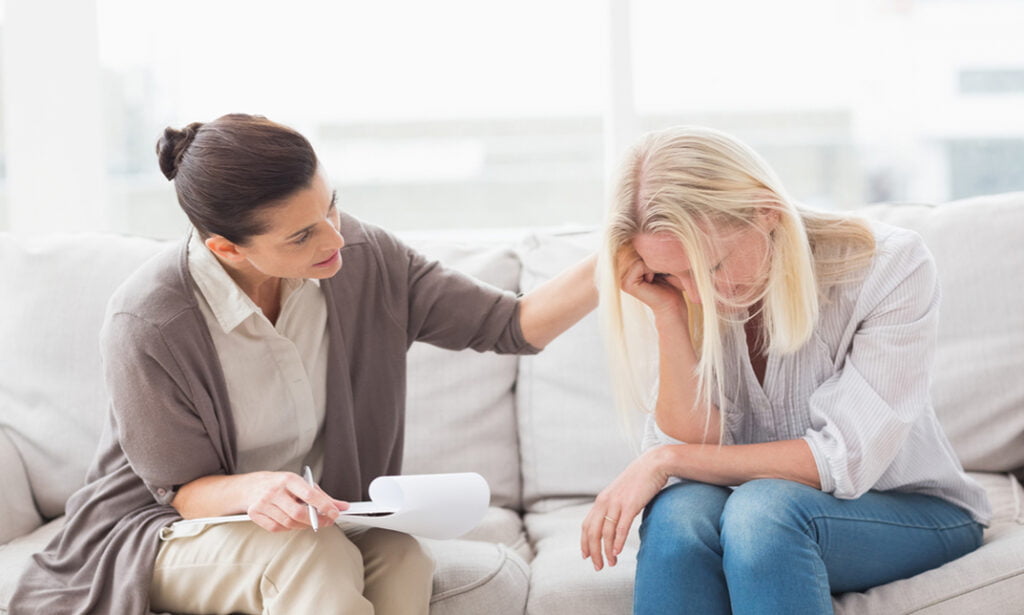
[803, 434, 836, 494]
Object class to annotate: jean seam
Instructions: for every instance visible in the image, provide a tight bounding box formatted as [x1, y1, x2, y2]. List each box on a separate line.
[801, 514, 978, 535]
[802, 513, 979, 562]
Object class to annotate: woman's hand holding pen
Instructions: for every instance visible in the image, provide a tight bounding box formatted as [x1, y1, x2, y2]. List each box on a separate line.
[245, 471, 348, 533]
[172, 471, 349, 532]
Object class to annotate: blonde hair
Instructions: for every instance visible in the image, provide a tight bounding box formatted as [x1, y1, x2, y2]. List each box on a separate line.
[599, 126, 875, 441]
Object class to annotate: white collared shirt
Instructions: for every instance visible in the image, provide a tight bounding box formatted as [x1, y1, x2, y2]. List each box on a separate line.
[642, 222, 991, 525]
[187, 232, 328, 480]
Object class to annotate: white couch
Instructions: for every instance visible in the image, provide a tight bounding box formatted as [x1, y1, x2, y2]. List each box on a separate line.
[2, 192, 1023, 614]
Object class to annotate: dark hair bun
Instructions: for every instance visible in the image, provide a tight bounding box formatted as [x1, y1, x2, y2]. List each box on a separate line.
[156, 122, 204, 180]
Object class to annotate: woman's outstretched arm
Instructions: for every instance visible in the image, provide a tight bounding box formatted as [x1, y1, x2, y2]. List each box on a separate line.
[518, 254, 599, 349]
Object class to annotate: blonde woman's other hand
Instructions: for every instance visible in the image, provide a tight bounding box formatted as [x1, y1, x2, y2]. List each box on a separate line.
[580, 448, 670, 571]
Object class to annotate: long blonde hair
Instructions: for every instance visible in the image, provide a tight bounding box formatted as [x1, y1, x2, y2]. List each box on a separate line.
[599, 126, 875, 441]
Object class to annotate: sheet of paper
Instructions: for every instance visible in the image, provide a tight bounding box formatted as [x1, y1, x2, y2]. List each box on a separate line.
[161, 472, 490, 541]
[334, 472, 490, 539]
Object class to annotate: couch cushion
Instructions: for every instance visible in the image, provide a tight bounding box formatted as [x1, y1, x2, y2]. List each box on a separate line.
[402, 238, 524, 509]
[421, 538, 529, 615]
[523, 501, 639, 615]
[859, 193, 1024, 476]
[0, 516, 66, 613]
[515, 230, 644, 511]
[0, 428, 42, 544]
[0, 233, 167, 519]
[418, 501, 531, 615]
[458, 506, 532, 564]
[970, 471, 1024, 526]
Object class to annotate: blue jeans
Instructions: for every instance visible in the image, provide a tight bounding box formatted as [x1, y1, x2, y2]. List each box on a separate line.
[634, 479, 983, 615]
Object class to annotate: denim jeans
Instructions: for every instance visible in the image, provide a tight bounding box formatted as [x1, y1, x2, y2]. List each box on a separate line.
[634, 479, 983, 615]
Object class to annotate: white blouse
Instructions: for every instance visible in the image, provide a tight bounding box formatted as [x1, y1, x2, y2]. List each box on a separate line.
[643, 221, 992, 525]
[187, 232, 329, 481]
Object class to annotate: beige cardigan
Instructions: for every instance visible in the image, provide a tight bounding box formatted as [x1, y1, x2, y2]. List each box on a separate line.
[10, 213, 537, 614]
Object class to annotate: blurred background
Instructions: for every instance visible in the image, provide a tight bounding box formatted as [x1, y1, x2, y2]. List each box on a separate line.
[1, 0, 1022, 238]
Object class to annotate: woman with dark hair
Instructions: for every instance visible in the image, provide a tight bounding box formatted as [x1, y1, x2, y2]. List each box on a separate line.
[10, 113, 598, 614]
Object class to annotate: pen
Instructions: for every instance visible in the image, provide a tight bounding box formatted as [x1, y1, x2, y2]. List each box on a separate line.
[303, 465, 319, 533]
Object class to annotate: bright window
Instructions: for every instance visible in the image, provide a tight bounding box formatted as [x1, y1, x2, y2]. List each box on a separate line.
[632, 0, 1024, 209]
[95, 0, 606, 237]
[3, 0, 1023, 237]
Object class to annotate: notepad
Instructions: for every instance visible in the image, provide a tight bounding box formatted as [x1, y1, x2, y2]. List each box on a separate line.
[159, 472, 490, 541]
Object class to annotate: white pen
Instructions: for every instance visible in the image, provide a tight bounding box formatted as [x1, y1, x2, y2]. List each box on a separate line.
[303, 465, 319, 533]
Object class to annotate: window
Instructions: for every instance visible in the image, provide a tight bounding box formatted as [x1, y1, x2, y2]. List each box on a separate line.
[960, 69, 1024, 94]
[631, 0, 1024, 207]
[3, 0, 1023, 236]
[948, 139, 1024, 198]
[95, 0, 606, 237]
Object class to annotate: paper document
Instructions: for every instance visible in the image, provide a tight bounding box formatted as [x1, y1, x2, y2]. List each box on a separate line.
[160, 472, 490, 541]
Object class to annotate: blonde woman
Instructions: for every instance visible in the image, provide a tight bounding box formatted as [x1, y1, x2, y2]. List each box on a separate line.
[581, 126, 990, 614]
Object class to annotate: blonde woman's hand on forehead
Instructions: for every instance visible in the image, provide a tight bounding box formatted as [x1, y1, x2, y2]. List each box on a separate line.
[617, 249, 688, 319]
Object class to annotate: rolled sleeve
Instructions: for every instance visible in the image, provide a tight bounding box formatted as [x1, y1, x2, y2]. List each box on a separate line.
[803, 231, 940, 499]
[407, 248, 538, 353]
[371, 226, 540, 355]
[100, 311, 225, 504]
[642, 413, 688, 451]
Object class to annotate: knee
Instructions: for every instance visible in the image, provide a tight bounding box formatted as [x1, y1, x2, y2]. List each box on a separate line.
[720, 480, 814, 566]
[260, 527, 370, 607]
[639, 483, 728, 562]
[282, 525, 363, 569]
[364, 529, 435, 579]
[397, 533, 435, 578]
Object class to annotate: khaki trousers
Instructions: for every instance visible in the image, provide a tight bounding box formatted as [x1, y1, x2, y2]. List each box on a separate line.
[150, 521, 434, 615]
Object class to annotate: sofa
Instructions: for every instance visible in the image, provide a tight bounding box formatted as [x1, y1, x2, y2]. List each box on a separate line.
[1, 191, 1023, 614]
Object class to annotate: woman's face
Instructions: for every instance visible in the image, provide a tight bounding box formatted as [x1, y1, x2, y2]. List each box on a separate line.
[631, 220, 773, 306]
[231, 169, 345, 280]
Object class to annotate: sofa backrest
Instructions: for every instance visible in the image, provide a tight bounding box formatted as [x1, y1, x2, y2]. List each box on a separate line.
[515, 230, 643, 511]
[0, 233, 169, 528]
[401, 237, 525, 509]
[860, 192, 1024, 478]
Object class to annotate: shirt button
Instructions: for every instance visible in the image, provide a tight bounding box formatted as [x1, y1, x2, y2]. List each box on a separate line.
[157, 488, 167, 497]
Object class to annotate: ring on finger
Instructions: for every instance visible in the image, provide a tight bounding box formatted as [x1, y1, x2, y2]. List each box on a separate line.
[604, 515, 616, 523]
